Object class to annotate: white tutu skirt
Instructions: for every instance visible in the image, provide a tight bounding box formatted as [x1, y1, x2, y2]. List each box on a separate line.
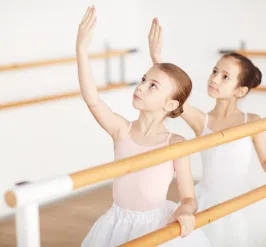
[81, 200, 211, 247]
[195, 183, 266, 247]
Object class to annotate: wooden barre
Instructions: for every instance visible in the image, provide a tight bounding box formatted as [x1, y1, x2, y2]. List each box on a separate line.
[0, 49, 137, 72]
[253, 86, 266, 92]
[0, 83, 263, 111]
[5, 118, 266, 208]
[69, 118, 266, 190]
[0, 82, 137, 110]
[121, 185, 266, 246]
[219, 50, 266, 57]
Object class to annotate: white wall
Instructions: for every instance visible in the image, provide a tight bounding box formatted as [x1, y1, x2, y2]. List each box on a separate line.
[1, 0, 266, 218]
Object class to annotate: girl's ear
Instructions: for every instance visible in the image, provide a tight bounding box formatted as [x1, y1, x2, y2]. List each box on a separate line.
[164, 99, 179, 113]
[235, 86, 249, 98]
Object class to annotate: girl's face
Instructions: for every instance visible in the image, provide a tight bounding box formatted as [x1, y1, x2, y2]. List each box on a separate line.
[208, 57, 245, 99]
[132, 66, 178, 115]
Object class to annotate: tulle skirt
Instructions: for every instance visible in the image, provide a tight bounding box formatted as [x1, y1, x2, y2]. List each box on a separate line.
[81, 200, 211, 247]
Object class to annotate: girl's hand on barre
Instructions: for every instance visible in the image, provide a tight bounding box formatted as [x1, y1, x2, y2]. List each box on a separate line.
[167, 204, 196, 238]
[76, 6, 97, 51]
[148, 18, 163, 64]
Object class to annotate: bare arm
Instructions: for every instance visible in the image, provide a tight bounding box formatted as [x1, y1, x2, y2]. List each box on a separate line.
[174, 155, 196, 213]
[148, 18, 205, 136]
[249, 114, 266, 172]
[148, 18, 163, 64]
[182, 102, 206, 136]
[167, 135, 196, 237]
[76, 6, 128, 140]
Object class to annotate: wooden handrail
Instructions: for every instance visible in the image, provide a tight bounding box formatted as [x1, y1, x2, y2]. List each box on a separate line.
[0, 49, 137, 72]
[121, 185, 266, 246]
[5, 119, 266, 207]
[253, 86, 266, 92]
[219, 50, 266, 57]
[0, 84, 263, 112]
[235, 50, 266, 57]
[0, 82, 137, 110]
[69, 118, 266, 190]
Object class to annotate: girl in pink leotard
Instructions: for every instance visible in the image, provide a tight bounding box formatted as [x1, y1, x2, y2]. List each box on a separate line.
[77, 6, 211, 247]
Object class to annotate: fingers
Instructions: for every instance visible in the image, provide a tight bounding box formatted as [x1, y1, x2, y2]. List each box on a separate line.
[149, 18, 156, 39]
[154, 23, 160, 40]
[84, 5, 96, 28]
[90, 16, 97, 32]
[80, 5, 96, 29]
[149, 17, 161, 41]
[80, 6, 91, 26]
[158, 26, 163, 43]
[178, 216, 195, 238]
[167, 214, 195, 238]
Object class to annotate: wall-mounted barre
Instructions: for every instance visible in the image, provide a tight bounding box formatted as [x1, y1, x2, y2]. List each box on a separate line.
[0, 48, 138, 72]
[252, 86, 266, 93]
[0, 82, 137, 111]
[219, 50, 266, 57]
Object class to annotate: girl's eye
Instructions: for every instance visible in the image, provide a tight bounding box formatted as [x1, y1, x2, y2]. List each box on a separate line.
[223, 75, 229, 80]
[151, 83, 156, 89]
[141, 77, 145, 83]
[213, 70, 218, 75]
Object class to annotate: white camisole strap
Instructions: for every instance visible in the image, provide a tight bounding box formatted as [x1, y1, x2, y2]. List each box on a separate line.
[165, 132, 172, 144]
[128, 122, 132, 132]
[244, 112, 248, 123]
[204, 113, 209, 129]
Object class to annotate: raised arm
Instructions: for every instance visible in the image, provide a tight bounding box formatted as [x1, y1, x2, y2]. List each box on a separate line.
[148, 18, 163, 64]
[148, 18, 205, 136]
[76, 6, 128, 140]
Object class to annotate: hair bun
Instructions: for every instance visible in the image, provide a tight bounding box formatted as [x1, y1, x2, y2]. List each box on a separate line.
[169, 106, 183, 118]
[253, 66, 262, 88]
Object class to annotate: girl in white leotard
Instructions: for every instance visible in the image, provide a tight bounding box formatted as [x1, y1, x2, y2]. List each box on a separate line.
[149, 17, 266, 247]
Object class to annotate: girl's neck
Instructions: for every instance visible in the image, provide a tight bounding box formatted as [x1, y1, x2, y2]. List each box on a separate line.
[212, 98, 240, 119]
[136, 111, 167, 136]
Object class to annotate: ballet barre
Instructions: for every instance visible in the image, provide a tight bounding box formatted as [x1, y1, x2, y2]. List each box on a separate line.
[219, 50, 266, 57]
[120, 185, 266, 246]
[0, 82, 137, 111]
[253, 86, 266, 93]
[0, 46, 138, 111]
[0, 48, 137, 72]
[4, 118, 266, 247]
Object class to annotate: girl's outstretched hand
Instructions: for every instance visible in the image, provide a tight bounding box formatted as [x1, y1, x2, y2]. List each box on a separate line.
[76, 6, 97, 51]
[148, 18, 162, 61]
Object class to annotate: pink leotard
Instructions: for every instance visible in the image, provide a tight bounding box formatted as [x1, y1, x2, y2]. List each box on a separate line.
[113, 122, 174, 211]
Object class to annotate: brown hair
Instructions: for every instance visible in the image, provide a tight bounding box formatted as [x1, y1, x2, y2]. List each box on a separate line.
[155, 63, 192, 118]
[223, 53, 262, 92]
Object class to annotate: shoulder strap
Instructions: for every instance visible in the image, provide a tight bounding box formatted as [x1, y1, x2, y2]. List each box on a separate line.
[165, 132, 172, 144]
[127, 122, 132, 132]
[244, 112, 248, 123]
[204, 113, 209, 128]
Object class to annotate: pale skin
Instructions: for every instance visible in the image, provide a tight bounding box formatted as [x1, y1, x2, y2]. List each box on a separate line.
[149, 18, 266, 172]
[77, 6, 197, 238]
